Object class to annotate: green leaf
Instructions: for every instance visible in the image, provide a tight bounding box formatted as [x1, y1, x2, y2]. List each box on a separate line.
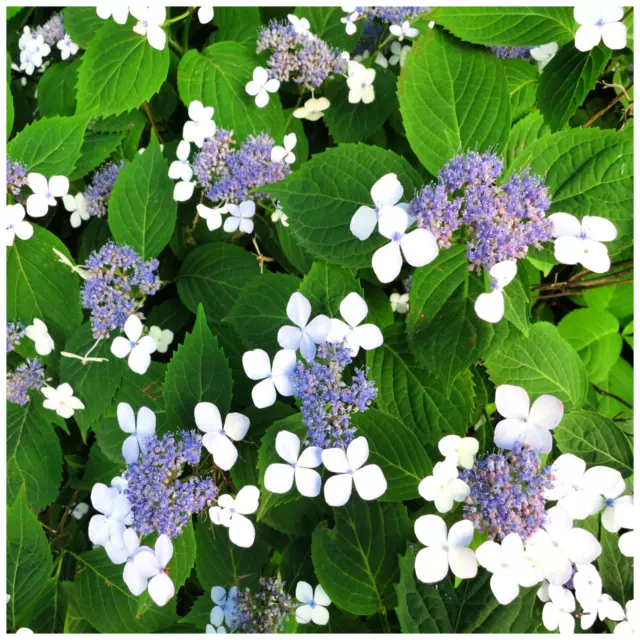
[7, 82, 14, 139]
[311, 498, 412, 615]
[583, 282, 633, 324]
[406, 245, 508, 390]
[599, 527, 633, 606]
[596, 357, 633, 423]
[60, 323, 125, 441]
[504, 58, 538, 123]
[177, 42, 285, 142]
[558, 308, 622, 383]
[7, 113, 89, 176]
[7, 401, 63, 513]
[268, 144, 423, 267]
[178, 242, 259, 325]
[398, 29, 510, 176]
[73, 443, 123, 491]
[325, 69, 398, 143]
[37, 59, 80, 117]
[7, 485, 53, 631]
[225, 272, 300, 352]
[65, 549, 176, 633]
[294, 6, 360, 50]
[352, 409, 432, 501]
[485, 321, 589, 411]
[430, 7, 575, 46]
[62, 6, 105, 47]
[7, 7, 25, 20]
[509, 127, 633, 252]
[7, 225, 82, 345]
[554, 410, 633, 475]
[211, 6, 262, 46]
[194, 518, 270, 591]
[29, 579, 67, 633]
[367, 322, 475, 445]
[538, 42, 608, 132]
[108, 135, 176, 259]
[164, 304, 233, 427]
[276, 221, 313, 275]
[362, 282, 395, 330]
[69, 131, 127, 181]
[395, 547, 541, 633]
[299, 262, 362, 317]
[501, 266, 531, 336]
[76, 21, 170, 117]
[505, 112, 552, 167]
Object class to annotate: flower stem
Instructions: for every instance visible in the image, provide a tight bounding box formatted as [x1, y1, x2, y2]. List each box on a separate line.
[164, 8, 193, 26]
[142, 101, 164, 144]
[582, 82, 634, 128]
[168, 36, 186, 56]
[379, 610, 391, 633]
[182, 12, 193, 52]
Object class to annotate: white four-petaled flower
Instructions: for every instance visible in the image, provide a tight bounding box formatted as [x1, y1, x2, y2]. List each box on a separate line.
[347, 60, 376, 104]
[104, 528, 151, 597]
[548, 213, 617, 274]
[438, 435, 479, 470]
[271, 133, 297, 164]
[88, 482, 133, 547]
[574, 6, 627, 52]
[110, 315, 157, 375]
[277, 292, 331, 361]
[494, 384, 564, 454]
[418, 461, 469, 514]
[287, 14, 312, 38]
[341, 7, 360, 36]
[372, 208, 439, 283]
[245, 67, 280, 108]
[117, 402, 156, 464]
[414, 515, 478, 584]
[5, 203, 33, 246]
[26, 173, 69, 218]
[149, 326, 174, 353]
[295, 581, 331, 625]
[183, 101, 216, 148]
[476, 533, 542, 605]
[321, 436, 387, 506]
[224, 200, 255, 234]
[56, 35, 79, 60]
[542, 585, 576, 634]
[327, 292, 383, 357]
[614, 599, 638, 635]
[209, 585, 238, 629]
[530, 42, 558, 71]
[474, 260, 517, 324]
[209, 485, 260, 548]
[42, 383, 85, 419]
[133, 534, 175, 606]
[389, 41, 411, 66]
[350, 172, 407, 241]
[293, 97, 330, 121]
[389, 292, 409, 314]
[62, 193, 89, 228]
[389, 20, 419, 41]
[25, 317, 54, 355]
[195, 402, 250, 471]
[242, 348, 297, 408]
[131, 5, 167, 51]
[264, 430, 323, 497]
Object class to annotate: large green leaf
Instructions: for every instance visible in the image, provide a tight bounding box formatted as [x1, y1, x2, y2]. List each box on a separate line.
[59, 322, 126, 441]
[599, 527, 633, 606]
[37, 60, 80, 117]
[430, 7, 575, 46]
[558, 308, 622, 383]
[395, 547, 541, 633]
[62, 6, 104, 47]
[351, 410, 432, 502]
[406, 246, 509, 390]
[6, 225, 82, 346]
[325, 69, 398, 144]
[538, 42, 608, 132]
[311, 498, 412, 616]
[268, 144, 423, 267]
[6, 401, 63, 513]
[554, 410, 633, 476]
[69, 131, 127, 181]
[177, 42, 285, 142]
[7, 485, 53, 631]
[65, 549, 176, 633]
[509, 127, 633, 252]
[485, 321, 589, 411]
[299, 262, 362, 317]
[504, 58, 538, 123]
[29, 578, 67, 633]
[398, 29, 510, 175]
[108, 135, 176, 259]
[194, 518, 270, 591]
[211, 6, 262, 46]
[596, 357, 633, 424]
[164, 304, 233, 428]
[7, 113, 89, 176]
[505, 113, 552, 167]
[367, 322, 475, 445]
[76, 21, 170, 117]
[225, 272, 300, 353]
[177, 242, 259, 325]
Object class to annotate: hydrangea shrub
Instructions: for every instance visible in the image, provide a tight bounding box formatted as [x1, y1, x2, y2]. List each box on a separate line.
[5, 4, 635, 635]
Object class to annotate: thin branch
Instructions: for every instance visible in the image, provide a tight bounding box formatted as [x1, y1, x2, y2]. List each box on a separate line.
[593, 385, 633, 410]
[142, 102, 163, 144]
[533, 279, 633, 300]
[533, 267, 634, 292]
[582, 83, 634, 128]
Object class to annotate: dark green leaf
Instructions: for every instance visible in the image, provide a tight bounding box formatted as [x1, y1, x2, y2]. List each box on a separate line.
[299, 262, 362, 317]
[504, 58, 538, 123]
[69, 132, 126, 181]
[38, 59, 80, 117]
